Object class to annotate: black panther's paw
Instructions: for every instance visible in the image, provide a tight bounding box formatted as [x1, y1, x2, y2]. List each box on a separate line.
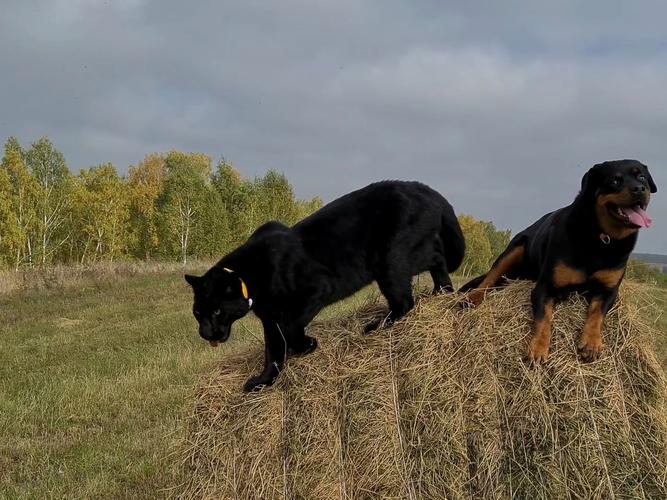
[363, 316, 394, 334]
[243, 374, 275, 393]
[433, 284, 454, 295]
[243, 363, 281, 392]
[289, 336, 318, 357]
[363, 318, 381, 334]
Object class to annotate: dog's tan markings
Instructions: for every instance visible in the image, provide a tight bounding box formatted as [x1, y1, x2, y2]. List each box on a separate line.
[592, 268, 625, 289]
[578, 298, 605, 361]
[466, 245, 524, 306]
[553, 262, 586, 288]
[527, 300, 554, 363]
[595, 191, 640, 240]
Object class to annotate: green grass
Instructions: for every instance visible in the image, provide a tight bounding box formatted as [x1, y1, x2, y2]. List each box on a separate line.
[0, 269, 378, 499]
[0, 270, 665, 498]
[0, 273, 214, 498]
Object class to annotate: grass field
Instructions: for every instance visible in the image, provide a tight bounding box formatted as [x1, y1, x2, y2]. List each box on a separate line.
[0, 267, 378, 498]
[0, 268, 665, 498]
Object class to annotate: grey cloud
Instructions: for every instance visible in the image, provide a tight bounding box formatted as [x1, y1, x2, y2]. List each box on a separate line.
[0, 0, 665, 252]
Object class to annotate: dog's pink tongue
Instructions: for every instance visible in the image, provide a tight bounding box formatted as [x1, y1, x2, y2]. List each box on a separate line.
[623, 206, 653, 228]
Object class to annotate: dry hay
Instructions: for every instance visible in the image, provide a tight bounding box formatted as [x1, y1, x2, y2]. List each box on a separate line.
[175, 281, 667, 499]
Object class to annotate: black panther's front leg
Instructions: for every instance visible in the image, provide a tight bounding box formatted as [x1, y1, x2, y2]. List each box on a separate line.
[243, 319, 288, 392]
[243, 290, 325, 392]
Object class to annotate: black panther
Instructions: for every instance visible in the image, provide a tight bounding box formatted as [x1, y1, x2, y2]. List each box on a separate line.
[185, 180, 465, 391]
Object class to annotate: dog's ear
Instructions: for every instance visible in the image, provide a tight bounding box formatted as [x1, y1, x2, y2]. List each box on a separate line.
[580, 167, 599, 198]
[184, 274, 200, 287]
[646, 169, 658, 193]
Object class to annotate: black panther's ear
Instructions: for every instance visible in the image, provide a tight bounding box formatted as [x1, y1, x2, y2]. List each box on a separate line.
[646, 169, 658, 193]
[184, 274, 200, 287]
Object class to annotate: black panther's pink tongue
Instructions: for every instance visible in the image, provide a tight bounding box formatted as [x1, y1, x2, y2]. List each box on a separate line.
[622, 206, 653, 228]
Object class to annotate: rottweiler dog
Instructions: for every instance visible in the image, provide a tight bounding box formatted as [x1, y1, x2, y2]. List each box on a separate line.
[460, 160, 657, 363]
[185, 180, 465, 391]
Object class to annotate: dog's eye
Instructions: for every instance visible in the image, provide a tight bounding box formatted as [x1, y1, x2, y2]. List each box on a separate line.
[193, 310, 200, 317]
[611, 177, 622, 186]
[213, 309, 221, 316]
[638, 174, 646, 182]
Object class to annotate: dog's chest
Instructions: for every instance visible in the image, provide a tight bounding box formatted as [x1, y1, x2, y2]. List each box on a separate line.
[552, 261, 624, 290]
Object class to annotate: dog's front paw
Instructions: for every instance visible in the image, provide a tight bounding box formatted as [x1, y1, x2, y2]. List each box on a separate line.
[526, 337, 550, 365]
[577, 334, 604, 362]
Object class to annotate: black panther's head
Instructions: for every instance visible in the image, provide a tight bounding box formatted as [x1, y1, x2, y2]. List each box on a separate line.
[579, 159, 657, 240]
[184, 268, 252, 346]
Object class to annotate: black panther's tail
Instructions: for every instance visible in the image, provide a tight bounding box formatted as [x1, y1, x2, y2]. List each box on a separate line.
[440, 209, 465, 273]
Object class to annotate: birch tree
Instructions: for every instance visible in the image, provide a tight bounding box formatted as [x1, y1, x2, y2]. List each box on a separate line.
[0, 168, 19, 267]
[458, 214, 494, 277]
[157, 151, 211, 263]
[1, 138, 40, 269]
[25, 137, 71, 266]
[72, 164, 130, 262]
[127, 154, 166, 259]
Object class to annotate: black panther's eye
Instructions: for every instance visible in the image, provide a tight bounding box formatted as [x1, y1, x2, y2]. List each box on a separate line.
[213, 309, 221, 316]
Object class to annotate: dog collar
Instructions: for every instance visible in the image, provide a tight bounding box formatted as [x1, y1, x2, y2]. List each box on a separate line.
[223, 267, 253, 307]
[599, 233, 611, 245]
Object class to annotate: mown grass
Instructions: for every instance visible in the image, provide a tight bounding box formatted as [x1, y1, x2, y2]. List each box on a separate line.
[0, 269, 665, 498]
[0, 268, 378, 498]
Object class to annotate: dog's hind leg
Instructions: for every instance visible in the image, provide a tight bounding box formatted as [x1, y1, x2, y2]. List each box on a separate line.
[459, 273, 486, 292]
[464, 243, 525, 306]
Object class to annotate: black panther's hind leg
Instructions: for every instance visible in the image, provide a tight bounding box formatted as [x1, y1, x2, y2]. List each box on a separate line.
[430, 263, 453, 294]
[430, 235, 454, 294]
[365, 272, 415, 333]
[287, 326, 318, 357]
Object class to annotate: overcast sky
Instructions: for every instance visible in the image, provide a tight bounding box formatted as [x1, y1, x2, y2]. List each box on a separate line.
[1, 0, 665, 253]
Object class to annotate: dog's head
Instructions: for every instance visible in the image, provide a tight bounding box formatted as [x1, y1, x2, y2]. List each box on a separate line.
[579, 159, 657, 239]
[184, 269, 252, 346]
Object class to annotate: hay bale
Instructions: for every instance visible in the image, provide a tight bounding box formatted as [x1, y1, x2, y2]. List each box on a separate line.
[176, 281, 667, 499]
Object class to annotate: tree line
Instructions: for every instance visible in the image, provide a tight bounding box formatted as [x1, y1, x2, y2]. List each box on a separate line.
[0, 136, 512, 274]
[0, 137, 323, 268]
